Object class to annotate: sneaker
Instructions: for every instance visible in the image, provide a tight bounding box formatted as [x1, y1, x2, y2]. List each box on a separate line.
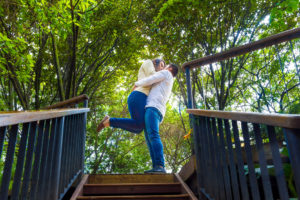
[144, 167, 166, 174]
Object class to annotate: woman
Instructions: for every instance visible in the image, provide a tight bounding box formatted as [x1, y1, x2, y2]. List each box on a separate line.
[97, 58, 165, 133]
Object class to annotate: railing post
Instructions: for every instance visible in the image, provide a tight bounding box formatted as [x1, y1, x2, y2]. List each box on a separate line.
[186, 67, 203, 199]
[50, 117, 65, 200]
[0, 125, 18, 199]
[185, 67, 193, 109]
[283, 128, 300, 196]
[82, 99, 88, 173]
[0, 127, 6, 162]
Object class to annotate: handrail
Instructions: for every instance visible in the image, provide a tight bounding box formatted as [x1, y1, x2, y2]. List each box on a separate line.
[182, 27, 300, 69]
[0, 108, 90, 127]
[0, 95, 89, 200]
[188, 109, 300, 199]
[44, 94, 89, 109]
[183, 28, 300, 199]
[187, 109, 300, 129]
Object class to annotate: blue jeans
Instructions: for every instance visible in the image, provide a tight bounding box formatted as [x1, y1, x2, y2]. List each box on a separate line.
[110, 91, 147, 134]
[144, 107, 164, 168]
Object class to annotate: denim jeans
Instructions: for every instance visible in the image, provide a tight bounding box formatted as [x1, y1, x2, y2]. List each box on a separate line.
[144, 107, 164, 168]
[110, 91, 147, 134]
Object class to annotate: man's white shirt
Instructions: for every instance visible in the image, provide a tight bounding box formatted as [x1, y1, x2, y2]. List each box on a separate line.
[135, 70, 173, 117]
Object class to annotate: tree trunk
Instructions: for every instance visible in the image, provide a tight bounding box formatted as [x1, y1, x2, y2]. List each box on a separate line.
[34, 33, 49, 109]
[51, 33, 65, 101]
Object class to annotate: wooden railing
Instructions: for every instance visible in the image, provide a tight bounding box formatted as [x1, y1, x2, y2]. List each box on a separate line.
[188, 110, 300, 200]
[183, 28, 300, 200]
[0, 95, 89, 200]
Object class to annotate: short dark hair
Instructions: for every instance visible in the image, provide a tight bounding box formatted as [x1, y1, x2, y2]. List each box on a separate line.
[169, 63, 179, 77]
[153, 58, 165, 69]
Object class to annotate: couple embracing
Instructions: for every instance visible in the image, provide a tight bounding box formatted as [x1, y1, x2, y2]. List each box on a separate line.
[97, 59, 178, 173]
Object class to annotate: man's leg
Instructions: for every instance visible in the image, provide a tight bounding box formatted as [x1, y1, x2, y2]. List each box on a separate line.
[144, 107, 165, 169]
[109, 91, 146, 133]
[144, 129, 155, 168]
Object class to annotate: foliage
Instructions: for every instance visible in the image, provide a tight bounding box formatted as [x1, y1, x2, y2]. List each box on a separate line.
[0, 0, 145, 110]
[138, 0, 299, 112]
[0, 0, 299, 175]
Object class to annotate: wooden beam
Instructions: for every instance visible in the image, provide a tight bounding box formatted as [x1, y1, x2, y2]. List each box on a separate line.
[178, 155, 196, 182]
[70, 174, 89, 200]
[187, 109, 300, 129]
[0, 108, 90, 127]
[174, 173, 198, 200]
[182, 28, 300, 69]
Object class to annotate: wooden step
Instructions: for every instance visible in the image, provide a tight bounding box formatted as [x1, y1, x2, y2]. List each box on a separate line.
[77, 194, 190, 200]
[87, 174, 176, 184]
[71, 174, 198, 200]
[83, 183, 182, 195]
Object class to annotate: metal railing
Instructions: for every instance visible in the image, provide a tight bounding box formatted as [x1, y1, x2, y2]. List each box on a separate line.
[0, 95, 89, 200]
[184, 28, 300, 200]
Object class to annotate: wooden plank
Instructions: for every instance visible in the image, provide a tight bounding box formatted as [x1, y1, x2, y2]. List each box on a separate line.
[187, 109, 300, 129]
[0, 108, 89, 127]
[175, 173, 198, 200]
[88, 174, 176, 184]
[83, 183, 181, 195]
[77, 194, 190, 200]
[182, 28, 300, 69]
[44, 94, 89, 109]
[178, 155, 196, 181]
[70, 174, 89, 200]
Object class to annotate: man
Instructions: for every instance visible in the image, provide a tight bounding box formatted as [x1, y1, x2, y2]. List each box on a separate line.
[134, 64, 178, 173]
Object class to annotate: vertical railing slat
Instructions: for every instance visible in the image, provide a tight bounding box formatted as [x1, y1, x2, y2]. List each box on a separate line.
[267, 126, 289, 200]
[0, 124, 18, 199]
[36, 119, 51, 200]
[217, 118, 233, 200]
[29, 120, 46, 200]
[60, 116, 69, 195]
[49, 117, 65, 200]
[45, 118, 57, 200]
[224, 119, 240, 200]
[79, 113, 84, 173]
[66, 115, 73, 190]
[241, 122, 260, 200]
[283, 128, 300, 197]
[72, 115, 77, 177]
[82, 100, 88, 172]
[206, 117, 218, 199]
[232, 120, 250, 200]
[0, 126, 7, 161]
[20, 122, 38, 200]
[75, 114, 80, 174]
[253, 123, 274, 200]
[70, 115, 75, 179]
[211, 118, 226, 200]
[11, 123, 30, 200]
[66, 115, 72, 189]
[193, 116, 204, 198]
[200, 116, 210, 196]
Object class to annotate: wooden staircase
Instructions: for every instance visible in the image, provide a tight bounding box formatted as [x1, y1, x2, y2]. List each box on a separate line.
[70, 174, 197, 200]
